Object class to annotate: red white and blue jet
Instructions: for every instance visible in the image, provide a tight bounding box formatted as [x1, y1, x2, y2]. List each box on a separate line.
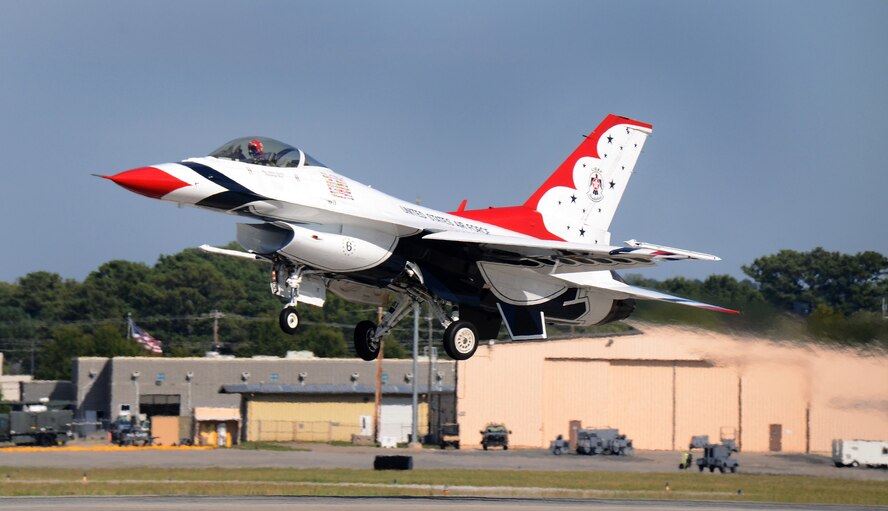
[104, 114, 737, 361]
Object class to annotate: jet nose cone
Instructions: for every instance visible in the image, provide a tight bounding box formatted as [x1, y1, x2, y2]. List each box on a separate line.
[104, 166, 190, 199]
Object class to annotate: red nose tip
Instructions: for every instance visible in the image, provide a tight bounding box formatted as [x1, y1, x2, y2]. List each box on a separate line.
[104, 167, 190, 199]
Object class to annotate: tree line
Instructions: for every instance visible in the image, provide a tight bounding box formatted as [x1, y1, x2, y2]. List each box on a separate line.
[0, 246, 884, 379]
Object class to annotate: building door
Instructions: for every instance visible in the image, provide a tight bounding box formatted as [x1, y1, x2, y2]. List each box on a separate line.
[769, 424, 782, 452]
[140, 394, 181, 418]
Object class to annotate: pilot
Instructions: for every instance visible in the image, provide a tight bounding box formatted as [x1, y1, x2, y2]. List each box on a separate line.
[248, 139, 264, 161]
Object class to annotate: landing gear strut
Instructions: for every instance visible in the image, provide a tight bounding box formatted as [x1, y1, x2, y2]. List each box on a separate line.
[352, 289, 481, 361]
[273, 260, 307, 335]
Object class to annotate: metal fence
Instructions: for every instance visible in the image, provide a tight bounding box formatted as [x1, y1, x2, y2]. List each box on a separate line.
[247, 419, 426, 443]
[247, 420, 360, 443]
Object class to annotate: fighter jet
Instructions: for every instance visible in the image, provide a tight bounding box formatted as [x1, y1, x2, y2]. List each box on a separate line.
[104, 114, 737, 361]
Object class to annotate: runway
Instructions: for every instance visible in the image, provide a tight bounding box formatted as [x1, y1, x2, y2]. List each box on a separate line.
[1, 443, 886, 481]
[0, 496, 882, 511]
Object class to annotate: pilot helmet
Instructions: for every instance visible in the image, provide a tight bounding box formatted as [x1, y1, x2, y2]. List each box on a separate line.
[248, 139, 264, 157]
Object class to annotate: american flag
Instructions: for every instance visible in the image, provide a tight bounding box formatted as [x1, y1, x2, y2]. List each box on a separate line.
[132, 323, 163, 354]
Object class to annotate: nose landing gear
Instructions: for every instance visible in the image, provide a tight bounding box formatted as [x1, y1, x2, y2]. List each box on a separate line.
[279, 306, 299, 334]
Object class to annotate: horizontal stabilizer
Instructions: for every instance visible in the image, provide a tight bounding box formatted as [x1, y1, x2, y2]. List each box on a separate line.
[552, 272, 739, 314]
[423, 230, 723, 271]
[618, 239, 721, 261]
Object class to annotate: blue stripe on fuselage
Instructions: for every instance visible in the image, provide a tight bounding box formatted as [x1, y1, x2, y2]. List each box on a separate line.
[180, 161, 267, 211]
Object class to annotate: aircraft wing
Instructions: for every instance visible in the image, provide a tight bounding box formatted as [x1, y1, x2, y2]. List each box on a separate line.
[551, 271, 740, 314]
[422, 230, 720, 271]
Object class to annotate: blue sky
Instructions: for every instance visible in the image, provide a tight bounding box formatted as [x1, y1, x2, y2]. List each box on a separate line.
[1, 0, 885, 284]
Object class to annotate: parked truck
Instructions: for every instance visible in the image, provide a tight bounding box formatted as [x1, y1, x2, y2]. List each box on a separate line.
[832, 439, 888, 468]
[575, 428, 633, 456]
[679, 434, 739, 473]
[0, 402, 74, 446]
[439, 422, 460, 449]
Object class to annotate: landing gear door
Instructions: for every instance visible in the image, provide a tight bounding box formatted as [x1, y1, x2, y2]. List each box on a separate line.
[298, 275, 326, 307]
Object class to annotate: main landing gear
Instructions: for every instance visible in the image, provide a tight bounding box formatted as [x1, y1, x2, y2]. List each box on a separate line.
[271, 259, 481, 362]
[351, 294, 480, 362]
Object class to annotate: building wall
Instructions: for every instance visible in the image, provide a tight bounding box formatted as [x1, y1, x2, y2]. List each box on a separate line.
[809, 356, 888, 449]
[245, 394, 429, 443]
[674, 365, 739, 450]
[20, 380, 76, 403]
[457, 342, 546, 448]
[75, 357, 454, 421]
[541, 359, 609, 443]
[457, 325, 888, 453]
[740, 363, 808, 452]
[608, 361, 674, 450]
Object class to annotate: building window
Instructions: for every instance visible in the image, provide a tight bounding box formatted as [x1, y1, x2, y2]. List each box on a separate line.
[270, 373, 280, 383]
[155, 372, 166, 382]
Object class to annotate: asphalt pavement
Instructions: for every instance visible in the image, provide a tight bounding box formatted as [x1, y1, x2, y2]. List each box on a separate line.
[0, 496, 884, 511]
[1, 442, 886, 481]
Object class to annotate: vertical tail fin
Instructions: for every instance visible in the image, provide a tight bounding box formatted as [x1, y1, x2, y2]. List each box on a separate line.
[452, 115, 652, 244]
[525, 114, 652, 244]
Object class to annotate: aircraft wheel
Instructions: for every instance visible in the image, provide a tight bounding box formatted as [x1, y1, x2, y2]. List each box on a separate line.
[354, 320, 380, 361]
[443, 321, 479, 360]
[279, 307, 299, 334]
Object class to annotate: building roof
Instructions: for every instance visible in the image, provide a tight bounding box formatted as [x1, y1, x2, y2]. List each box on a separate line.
[221, 383, 453, 396]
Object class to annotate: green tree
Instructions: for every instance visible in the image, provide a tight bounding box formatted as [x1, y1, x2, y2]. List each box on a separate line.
[742, 248, 887, 315]
[36, 326, 94, 380]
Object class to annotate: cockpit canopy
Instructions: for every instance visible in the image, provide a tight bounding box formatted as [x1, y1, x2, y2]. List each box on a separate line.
[210, 136, 325, 168]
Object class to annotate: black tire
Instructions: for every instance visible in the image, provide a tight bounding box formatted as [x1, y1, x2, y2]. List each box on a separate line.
[698, 465, 704, 472]
[719, 466, 725, 474]
[503, 445, 509, 451]
[483, 443, 488, 450]
[455, 442, 460, 450]
[353, 320, 380, 361]
[834, 462, 844, 468]
[279, 307, 299, 334]
[443, 321, 479, 360]
[730, 466, 737, 474]
[709, 466, 715, 473]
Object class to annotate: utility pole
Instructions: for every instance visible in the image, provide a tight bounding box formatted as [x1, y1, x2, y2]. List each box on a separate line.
[410, 301, 420, 447]
[426, 306, 434, 438]
[373, 306, 384, 445]
[209, 310, 224, 351]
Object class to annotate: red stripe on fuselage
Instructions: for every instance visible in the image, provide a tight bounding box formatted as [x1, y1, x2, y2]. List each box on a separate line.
[450, 205, 563, 241]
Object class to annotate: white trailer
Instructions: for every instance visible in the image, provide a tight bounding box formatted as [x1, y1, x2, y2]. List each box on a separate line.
[832, 439, 888, 468]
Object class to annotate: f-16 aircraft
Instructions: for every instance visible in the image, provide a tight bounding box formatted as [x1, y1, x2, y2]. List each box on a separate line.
[104, 114, 737, 361]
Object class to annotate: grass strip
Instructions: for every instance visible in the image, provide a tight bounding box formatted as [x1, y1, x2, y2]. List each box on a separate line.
[0, 467, 884, 506]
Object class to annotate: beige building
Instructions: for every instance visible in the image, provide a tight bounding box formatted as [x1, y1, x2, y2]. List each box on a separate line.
[456, 324, 888, 453]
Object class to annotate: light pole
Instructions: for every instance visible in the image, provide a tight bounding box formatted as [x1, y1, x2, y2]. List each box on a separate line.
[131, 371, 141, 418]
[410, 302, 420, 447]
